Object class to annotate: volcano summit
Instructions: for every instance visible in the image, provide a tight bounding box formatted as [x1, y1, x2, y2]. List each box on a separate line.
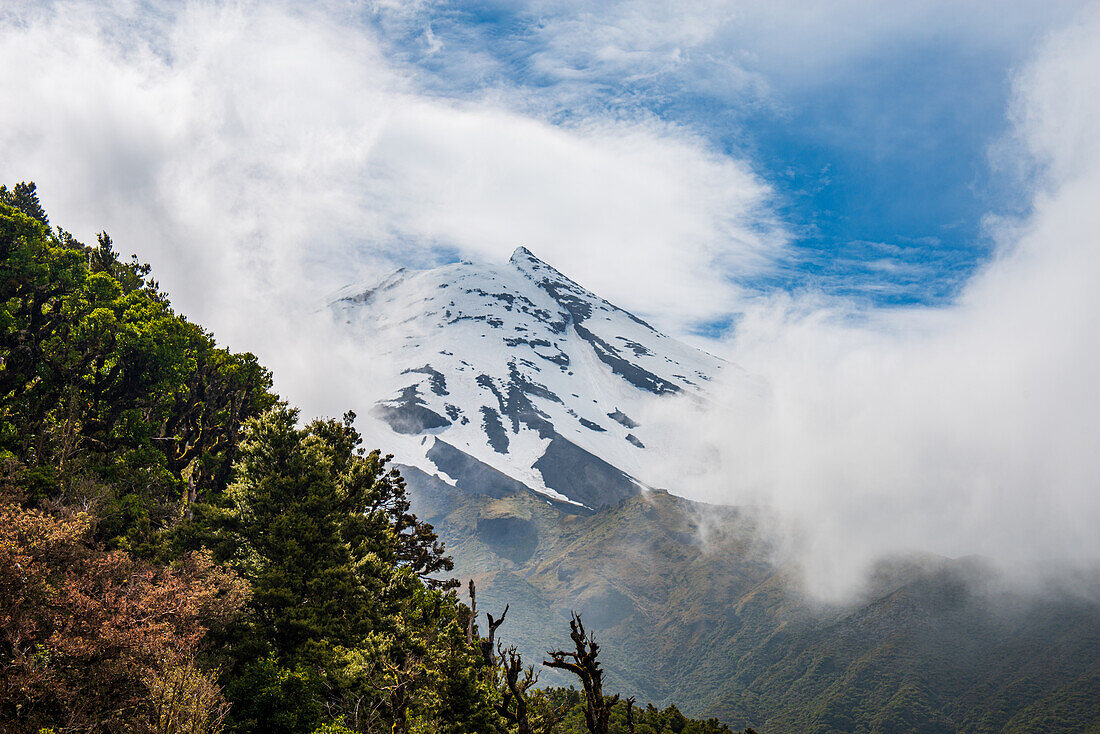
[330, 247, 727, 509]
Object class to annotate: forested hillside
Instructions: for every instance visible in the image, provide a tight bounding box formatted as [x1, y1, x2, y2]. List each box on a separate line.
[0, 183, 736, 734]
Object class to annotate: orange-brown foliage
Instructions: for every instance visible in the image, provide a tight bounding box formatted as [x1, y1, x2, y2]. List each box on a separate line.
[0, 499, 249, 733]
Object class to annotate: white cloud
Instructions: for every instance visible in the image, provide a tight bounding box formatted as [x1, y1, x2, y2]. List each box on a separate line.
[361, 105, 780, 327]
[376, 0, 1091, 109]
[0, 0, 782, 368]
[651, 7, 1100, 599]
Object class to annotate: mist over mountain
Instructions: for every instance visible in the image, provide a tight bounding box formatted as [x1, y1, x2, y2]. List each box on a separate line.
[327, 247, 1100, 732]
[6, 1, 1100, 732]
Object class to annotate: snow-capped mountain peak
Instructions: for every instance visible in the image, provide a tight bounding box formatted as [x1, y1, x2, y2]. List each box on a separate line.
[330, 247, 725, 508]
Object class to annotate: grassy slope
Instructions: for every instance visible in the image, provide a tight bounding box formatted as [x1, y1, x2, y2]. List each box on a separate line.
[403, 469, 1100, 732]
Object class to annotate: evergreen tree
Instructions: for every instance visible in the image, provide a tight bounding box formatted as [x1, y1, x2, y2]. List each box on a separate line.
[219, 407, 492, 733]
[226, 406, 377, 660]
[0, 181, 48, 225]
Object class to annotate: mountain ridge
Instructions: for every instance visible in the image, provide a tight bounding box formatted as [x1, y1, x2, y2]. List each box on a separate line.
[330, 246, 729, 508]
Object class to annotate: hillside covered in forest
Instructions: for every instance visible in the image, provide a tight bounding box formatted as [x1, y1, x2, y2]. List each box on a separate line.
[0, 185, 746, 734]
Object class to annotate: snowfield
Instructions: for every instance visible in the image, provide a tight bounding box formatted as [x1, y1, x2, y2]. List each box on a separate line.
[329, 247, 728, 508]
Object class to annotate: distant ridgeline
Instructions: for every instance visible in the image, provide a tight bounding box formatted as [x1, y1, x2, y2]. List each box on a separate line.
[0, 182, 745, 734]
[4, 183, 1099, 734]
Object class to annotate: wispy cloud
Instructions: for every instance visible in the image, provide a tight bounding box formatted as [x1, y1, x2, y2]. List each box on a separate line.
[366, 0, 1088, 110]
[650, 7, 1100, 598]
[0, 0, 783, 355]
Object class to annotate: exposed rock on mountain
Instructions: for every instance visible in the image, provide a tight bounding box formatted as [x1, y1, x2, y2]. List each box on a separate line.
[330, 246, 726, 508]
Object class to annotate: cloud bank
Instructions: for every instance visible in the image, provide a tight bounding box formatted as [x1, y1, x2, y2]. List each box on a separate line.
[0, 0, 781, 359]
[647, 9, 1100, 598]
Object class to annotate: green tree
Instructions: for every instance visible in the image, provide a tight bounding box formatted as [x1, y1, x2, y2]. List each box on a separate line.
[0, 181, 49, 225]
[223, 656, 324, 734]
[219, 407, 495, 733]
[0, 187, 275, 554]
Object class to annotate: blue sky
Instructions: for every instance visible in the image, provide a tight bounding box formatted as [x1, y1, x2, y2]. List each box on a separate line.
[0, 0, 1091, 336]
[361, 0, 1080, 315]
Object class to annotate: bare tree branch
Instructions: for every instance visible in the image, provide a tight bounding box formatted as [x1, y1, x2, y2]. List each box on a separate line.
[481, 604, 508, 666]
[543, 613, 618, 734]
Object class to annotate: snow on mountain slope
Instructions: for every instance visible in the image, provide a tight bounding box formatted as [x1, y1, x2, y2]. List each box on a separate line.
[329, 247, 727, 508]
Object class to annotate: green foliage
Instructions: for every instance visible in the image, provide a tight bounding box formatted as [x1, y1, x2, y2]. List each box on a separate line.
[311, 722, 359, 734]
[223, 656, 324, 734]
[0, 184, 275, 555]
[529, 688, 736, 734]
[0, 181, 49, 225]
[226, 406, 381, 658]
[213, 406, 497, 733]
[417, 614, 504, 734]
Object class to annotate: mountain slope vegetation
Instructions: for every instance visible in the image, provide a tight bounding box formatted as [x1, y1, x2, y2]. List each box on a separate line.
[0, 184, 737, 734]
[404, 467, 1100, 733]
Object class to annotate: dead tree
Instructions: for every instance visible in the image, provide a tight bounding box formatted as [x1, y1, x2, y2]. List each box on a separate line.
[496, 644, 569, 734]
[466, 579, 509, 666]
[481, 604, 509, 666]
[543, 613, 619, 734]
[495, 645, 537, 734]
[466, 579, 477, 645]
[468, 581, 510, 669]
[625, 697, 636, 734]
